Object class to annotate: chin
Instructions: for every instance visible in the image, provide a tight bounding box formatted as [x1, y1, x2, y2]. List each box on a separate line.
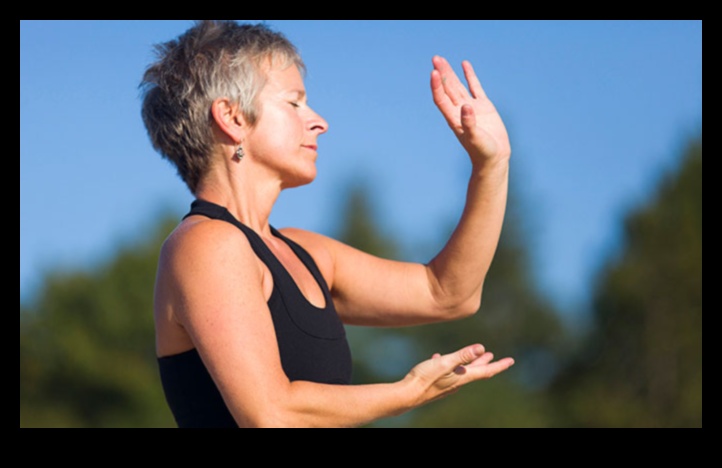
[281, 167, 317, 189]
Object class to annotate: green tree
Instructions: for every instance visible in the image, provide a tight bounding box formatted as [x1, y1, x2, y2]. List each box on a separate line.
[335, 177, 569, 427]
[551, 136, 702, 427]
[333, 181, 407, 388]
[20, 216, 178, 427]
[403, 183, 569, 427]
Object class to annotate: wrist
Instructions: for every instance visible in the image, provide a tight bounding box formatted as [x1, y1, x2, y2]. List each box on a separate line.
[469, 158, 510, 188]
[393, 374, 419, 414]
[471, 155, 509, 175]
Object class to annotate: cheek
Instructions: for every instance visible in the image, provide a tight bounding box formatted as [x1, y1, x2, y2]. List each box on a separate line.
[247, 108, 305, 157]
[266, 112, 302, 140]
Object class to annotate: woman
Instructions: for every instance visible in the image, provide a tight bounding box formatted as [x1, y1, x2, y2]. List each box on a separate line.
[142, 20, 514, 428]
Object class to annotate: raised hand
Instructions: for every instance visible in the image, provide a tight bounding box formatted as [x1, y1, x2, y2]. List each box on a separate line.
[431, 56, 511, 165]
[405, 344, 515, 406]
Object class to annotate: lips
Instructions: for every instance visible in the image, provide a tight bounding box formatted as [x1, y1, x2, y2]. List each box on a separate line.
[302, 144, 318, 151]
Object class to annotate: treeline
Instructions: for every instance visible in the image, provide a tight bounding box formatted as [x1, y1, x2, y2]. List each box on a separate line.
[550, 137, 702, 427]
[19, 135, 701, 427]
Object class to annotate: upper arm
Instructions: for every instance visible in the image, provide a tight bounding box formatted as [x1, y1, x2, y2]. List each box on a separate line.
[279, 228, 476, 327]
[160, 220, 292, 426]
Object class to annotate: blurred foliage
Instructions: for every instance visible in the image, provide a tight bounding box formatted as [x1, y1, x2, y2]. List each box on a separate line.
[20, 216, 178, 427]
[550, 136, 702, 427]
[336, 179, 570, 427]
[19, 134, 701, 427]
[334, 182, 406, 388]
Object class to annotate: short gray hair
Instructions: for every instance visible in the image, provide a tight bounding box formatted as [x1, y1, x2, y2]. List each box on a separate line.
[140, 20, 305, 193]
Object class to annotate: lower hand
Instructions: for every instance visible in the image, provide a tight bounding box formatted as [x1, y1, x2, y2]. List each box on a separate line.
[405, 343, 514, 406]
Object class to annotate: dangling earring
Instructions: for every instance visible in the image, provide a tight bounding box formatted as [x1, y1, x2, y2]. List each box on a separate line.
[234, 144, 245, 162]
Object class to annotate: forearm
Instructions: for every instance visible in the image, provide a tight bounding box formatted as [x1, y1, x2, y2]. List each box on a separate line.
[232, 343, 511, 428]
[427, 157, 509, 313]
[283, 380, 416, 428]
[232, 377, 418, 428]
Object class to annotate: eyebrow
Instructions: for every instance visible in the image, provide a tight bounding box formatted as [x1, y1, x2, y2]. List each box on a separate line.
[287, 89, 306, 99]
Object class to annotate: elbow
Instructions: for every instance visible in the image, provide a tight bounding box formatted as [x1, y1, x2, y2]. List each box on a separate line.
[448, 278, 484, 319]
[427, 272, 483, 321]
[230, 394, 299, 428]
[243, 412, 333, 429]
[236, 408, 298, 428]
[455, 291, 482, 319]
[435, 288, 482, 321]
[232, 397, 324, 428]
[229, 381, 338, 428]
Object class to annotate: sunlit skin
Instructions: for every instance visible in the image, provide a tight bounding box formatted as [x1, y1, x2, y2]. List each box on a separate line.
[153, 55, 514, 427]
[239, 65, 328, 190]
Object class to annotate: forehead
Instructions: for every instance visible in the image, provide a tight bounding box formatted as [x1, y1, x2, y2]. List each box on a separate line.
[261, 64, 305, 95]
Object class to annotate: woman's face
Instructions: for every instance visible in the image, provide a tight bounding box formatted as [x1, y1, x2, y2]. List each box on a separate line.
[243, 63, 328, 188]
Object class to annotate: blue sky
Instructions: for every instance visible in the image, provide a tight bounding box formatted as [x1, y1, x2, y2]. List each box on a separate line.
[20, 20, 702, 318]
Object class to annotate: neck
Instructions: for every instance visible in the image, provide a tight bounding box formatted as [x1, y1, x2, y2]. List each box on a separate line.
[194, 155, 282, 238]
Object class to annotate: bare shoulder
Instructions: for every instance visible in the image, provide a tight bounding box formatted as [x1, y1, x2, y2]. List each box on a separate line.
[277, 227, 332, 252]
[156, 217, 266, 327]
[163, 217, 267, 277]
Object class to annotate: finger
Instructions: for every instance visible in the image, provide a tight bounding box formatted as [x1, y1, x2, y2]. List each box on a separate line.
[487, 357, 515, 375]
[430, 69, 452, 108]
[430, 344, 488, 380]
[465, 351, 495, 368]
[460, 104, 476, 132]
[433, 56, 468, 106]
[460, 104, 499, 156]
[449, 343, 485, 368]
[431, 69, 460, 128]
[455, 351, 493, 375]
[470, 357, 515, 379]
[462, 60, 487, 100]
[431, 69, 455, 108]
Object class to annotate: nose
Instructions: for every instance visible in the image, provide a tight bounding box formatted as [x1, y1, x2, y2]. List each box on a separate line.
[307, 106, 328, 135]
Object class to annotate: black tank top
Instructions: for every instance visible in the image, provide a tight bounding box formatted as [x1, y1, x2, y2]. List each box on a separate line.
[157, 199, 352, 428]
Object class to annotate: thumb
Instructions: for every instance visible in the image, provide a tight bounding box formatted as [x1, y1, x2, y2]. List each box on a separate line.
[460, 104, 476, 132]
[450, 344, 485, 375]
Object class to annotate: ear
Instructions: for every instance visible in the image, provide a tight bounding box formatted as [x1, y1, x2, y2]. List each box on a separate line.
[210, 97, 246, 143]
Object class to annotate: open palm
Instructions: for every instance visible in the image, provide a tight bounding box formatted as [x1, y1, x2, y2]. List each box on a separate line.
[431, 56, 511, 164]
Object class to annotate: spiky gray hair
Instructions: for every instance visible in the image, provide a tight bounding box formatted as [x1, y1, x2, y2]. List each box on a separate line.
[140, 20, 304, 193]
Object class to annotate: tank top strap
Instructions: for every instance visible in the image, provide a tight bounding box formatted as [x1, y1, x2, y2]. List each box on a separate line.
[270, 227, 328, 297]
[183, 199, 332, 310]
[183, 199, 275, 266]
